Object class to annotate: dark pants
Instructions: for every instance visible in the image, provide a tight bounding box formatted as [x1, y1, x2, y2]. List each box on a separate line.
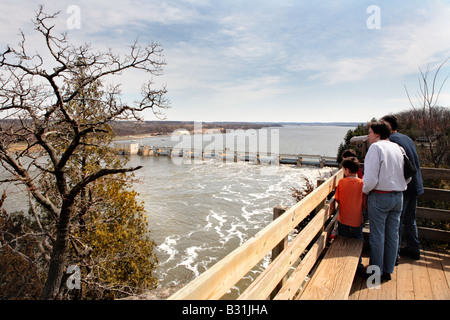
[337, 221, 364, 266]
[337, 221, 363, 241]
[399, 196, 420, 255]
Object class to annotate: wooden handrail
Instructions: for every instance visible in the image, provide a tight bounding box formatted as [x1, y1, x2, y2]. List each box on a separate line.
[420, 167, 450, 180]
[417, 167, 450, 242]
[420, 188, 450, 201]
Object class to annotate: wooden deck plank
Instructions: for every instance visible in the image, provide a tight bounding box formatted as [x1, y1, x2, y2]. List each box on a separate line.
[299, 237, 363, 300]
[437, 248, 450, 290]
[422, 247, 450, 300]
[411, 248, 434, 300]
[379, 265, 397, 300]
[348, 270, 363, 300]
[396, 256, 415, 300]
[350, 254, 381, 299]
[350, 246, 450, 300]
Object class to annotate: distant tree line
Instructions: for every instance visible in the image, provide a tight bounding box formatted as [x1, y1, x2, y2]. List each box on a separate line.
[336, 105, 449, 168]
[108, 121, 279, 136]
[0, 119, 279, 143]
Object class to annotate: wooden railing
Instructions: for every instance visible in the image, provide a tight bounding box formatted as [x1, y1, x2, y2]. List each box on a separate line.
[168, 169, 344, 300]
[416, 167, 450, 242]
[168, 167, 449, 300]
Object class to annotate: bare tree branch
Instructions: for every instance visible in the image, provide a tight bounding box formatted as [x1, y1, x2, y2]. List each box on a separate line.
[0, 7, 169, 299]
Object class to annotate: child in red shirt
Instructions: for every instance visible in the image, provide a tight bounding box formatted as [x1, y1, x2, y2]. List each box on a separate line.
[335, 157, 367, 240]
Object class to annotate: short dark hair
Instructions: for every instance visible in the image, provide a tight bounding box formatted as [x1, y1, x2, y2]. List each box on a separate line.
[381, 115, 398, 131]
[341, 148, 357, 158]
[341, 157, 360, 174]
[368, 120, 391, 140]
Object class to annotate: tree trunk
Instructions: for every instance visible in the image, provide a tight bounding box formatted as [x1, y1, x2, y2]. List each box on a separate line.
[40, 208, 71, 300]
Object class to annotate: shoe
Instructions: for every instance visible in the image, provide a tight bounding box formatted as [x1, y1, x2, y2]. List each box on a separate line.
[382, 272, 391, 281]
[399, 247, 420, 260]
[357, 264, 368, 278]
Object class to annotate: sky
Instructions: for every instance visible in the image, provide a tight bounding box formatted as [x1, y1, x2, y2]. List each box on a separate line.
[1, 0, 450, 123]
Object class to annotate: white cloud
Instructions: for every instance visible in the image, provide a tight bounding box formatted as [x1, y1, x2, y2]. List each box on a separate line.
[83, 1, 199, 29]
[290, 3, 450, 85]
[292, 55, 379, 85]
[379, 5, 450, 73]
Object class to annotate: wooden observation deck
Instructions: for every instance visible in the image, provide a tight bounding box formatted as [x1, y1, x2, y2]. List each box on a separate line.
[168, 167, 449, 300]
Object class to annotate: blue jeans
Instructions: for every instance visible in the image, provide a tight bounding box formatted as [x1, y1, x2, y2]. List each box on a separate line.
[399, 196, 420, 255]
[368, 191, 403, 274]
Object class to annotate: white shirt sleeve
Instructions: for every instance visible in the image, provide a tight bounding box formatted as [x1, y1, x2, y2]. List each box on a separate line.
[362, 144, 380, 194]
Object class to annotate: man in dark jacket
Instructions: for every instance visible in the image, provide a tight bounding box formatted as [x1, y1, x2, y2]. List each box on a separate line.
[382, 115, 424, 260]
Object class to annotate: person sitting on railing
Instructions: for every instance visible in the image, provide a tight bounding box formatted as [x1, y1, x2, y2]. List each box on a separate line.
[335, 157, 366, 241]
[335, 156, 367, 272]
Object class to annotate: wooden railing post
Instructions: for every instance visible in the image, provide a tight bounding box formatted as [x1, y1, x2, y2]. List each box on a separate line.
[316, 178, 327, 212]
[271, 205, 289, 299]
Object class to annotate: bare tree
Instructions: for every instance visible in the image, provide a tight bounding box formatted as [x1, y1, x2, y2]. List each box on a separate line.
[0, 7, 169, 299]
[405, 58, 450, 167]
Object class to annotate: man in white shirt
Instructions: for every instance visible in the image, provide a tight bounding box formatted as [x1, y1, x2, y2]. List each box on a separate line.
[363, 121, 408, 281]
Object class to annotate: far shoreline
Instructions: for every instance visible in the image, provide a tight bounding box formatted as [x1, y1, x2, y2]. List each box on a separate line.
[112, 122, 359, 142]
[112, 133, 170, 142]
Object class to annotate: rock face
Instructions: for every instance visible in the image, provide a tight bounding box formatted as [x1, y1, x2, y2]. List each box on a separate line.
[120, 285, 184, 300]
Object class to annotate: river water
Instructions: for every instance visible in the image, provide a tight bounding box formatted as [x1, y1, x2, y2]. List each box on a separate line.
[1, 124, 355, 297]
[125, 125, 354, 296]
